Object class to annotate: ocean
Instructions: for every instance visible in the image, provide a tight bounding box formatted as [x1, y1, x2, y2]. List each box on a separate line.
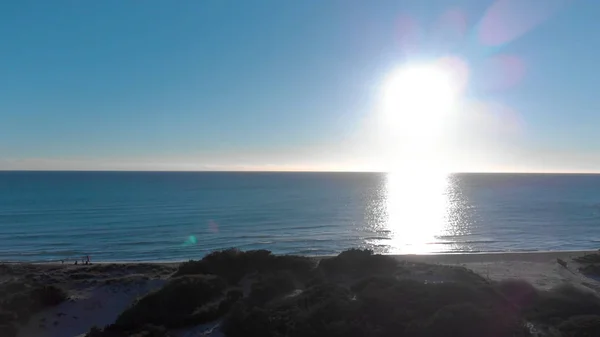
[1, 171, 600, 262]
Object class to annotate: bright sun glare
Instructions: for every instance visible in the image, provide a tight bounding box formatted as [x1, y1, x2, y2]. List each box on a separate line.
[380, 62, 463, 253]
[382, 63, 458, 142]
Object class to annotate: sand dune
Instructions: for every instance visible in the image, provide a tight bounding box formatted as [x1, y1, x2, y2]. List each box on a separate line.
[4, 250, 600, 337]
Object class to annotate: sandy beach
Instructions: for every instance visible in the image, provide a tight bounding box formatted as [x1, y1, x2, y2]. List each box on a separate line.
[2, 250, 600, 337]
[394, 250, 600, 290]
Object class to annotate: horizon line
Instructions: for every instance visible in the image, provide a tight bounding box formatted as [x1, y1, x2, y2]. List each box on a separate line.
[2, 169, 600, 175]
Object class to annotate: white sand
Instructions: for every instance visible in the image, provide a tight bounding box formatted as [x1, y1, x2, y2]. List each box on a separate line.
[16, 250, 600, 337]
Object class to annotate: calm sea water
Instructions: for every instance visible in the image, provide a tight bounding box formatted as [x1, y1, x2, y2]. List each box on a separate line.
[1, 171, 600, 262]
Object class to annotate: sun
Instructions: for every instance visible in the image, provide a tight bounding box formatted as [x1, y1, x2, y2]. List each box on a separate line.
[378, 62, 462, 253]
[381, 62, 459, 141]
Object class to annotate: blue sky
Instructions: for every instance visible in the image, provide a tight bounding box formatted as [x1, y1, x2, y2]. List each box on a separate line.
[1, 0, 599, 172]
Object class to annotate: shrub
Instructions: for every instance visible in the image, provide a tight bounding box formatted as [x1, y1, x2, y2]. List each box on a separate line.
[221, 304, 272, 337]
[186, 289, 243, 324]
[248, 271, 297, 306]
[223, 283, 356, 337]
[558, 315, 600, 337]
[0, 323, 17, 337]
[579, 264, 600, 277]
[114, 275, 226, 329]
[32, 285, 67, 306]
[223, 271, 526, 337]
[318, 249, 398, 278]
[525, 284, 600, 324]
[1, 284, 66, 323]
[87, 324, 171, 337]
[573, 253, 600, 264]
[496, 279, 538, 309]
[417, 302, 525, 337]
[174, 249, 315, 284]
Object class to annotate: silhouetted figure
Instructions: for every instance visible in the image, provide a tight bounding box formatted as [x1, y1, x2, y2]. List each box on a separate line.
[74, 260, 78, 265]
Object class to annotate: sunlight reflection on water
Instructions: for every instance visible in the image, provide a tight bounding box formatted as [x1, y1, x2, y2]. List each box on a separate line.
[386, 171, 449, 253]
[366, 171, 471, 254]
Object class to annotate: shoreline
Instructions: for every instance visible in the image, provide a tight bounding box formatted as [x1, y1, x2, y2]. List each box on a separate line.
[2, 249, 596, 265]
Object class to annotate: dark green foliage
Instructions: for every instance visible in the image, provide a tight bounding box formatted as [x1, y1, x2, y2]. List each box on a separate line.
[248, 271, 297, 306]
[223, 283, 359, 337]
[0, 281, 66, 326]
[579, 264, 600, 278]
[524, 284, 600, 324]
[0, 311, 17, 324]
[221, 304, 273, 337]
[574, 253, 600, 264]
[9, 249, 599, 337]
[32, 285, 67, 306]
[184, 289, 244, 324]
[318, 249, 399, 278]
[223, 275, 523, 337]
[68, 272, 97, 280]
[0, 280, 66, 337]
[418, 303, 501, 337]
[557, 315, 600, 337]
[0, 323, 18, 337]
[87, 324, 172, 337]
[114, 275, 226, 329]
[496, 279, 538, 308]
[174, 249, 315, 284]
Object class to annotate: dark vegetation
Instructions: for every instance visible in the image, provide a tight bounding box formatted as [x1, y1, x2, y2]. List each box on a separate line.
[574, 252, 600, 282]
[0, 275, 67, 337]
[83, 248, 600, 337]
[173, 248, 315, 283]
[4, 250, 600, 337]
[573, 252, 600, 264]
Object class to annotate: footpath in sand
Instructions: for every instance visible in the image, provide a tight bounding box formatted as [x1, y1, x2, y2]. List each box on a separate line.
[2, 250, 600, 337]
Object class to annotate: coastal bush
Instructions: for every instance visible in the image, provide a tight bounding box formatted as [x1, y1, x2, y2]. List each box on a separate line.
[573, 253, 600, 264]
[31, 285, 68, 306]
[174, 249, 315, 283]
[496, 279, 538, 308]
[0, 281, 66, 337]
[317, 248, 399, 278]
[223, 274, 525, 337]
[68, 272, 97, 280]
[0, 283, 67, 322]
[184, 288, 243, 324]
[248, 271, 297, 306]
[557, 315, 600, 337]
[87, 324, 171, 337]
[525, 284, 600, 324]
[354, 276, 517, 327]
[418, 303, 503, 337]
[223, 283, 357, 337]
[0, 323, 18, 337]
[114, 275, 226, 329]
[578, 264, 600, 278]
